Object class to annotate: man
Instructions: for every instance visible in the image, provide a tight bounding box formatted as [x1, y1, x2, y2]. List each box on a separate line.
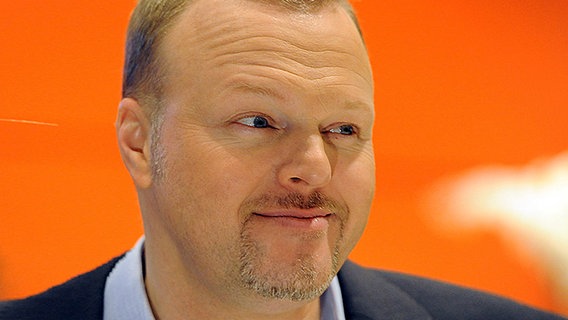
[0, 0, 565, 319]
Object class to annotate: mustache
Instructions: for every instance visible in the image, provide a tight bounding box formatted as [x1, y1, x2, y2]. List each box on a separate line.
[242, 191, 348, 215]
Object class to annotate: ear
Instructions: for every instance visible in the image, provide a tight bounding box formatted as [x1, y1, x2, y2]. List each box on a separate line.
[116, 97, 153, 189]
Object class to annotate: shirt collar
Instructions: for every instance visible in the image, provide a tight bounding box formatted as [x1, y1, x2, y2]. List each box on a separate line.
[103, 236, 345, 320]
[104, 236, 154, 320]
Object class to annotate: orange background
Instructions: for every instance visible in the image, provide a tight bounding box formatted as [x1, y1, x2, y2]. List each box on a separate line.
[1, 0, 567, 315]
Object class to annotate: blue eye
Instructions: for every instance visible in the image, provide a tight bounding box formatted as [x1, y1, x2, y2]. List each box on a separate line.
[329, 124, 355, 135]
[238, 116, 270, 128]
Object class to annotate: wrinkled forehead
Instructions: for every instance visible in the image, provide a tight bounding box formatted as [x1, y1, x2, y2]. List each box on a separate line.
[160, 0, 372, 85]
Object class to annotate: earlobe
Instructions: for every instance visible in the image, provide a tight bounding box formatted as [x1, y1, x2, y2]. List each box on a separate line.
[116, 98, 153, 189]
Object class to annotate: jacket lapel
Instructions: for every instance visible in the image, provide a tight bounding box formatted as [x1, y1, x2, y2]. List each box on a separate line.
[338, 261, 432, 320]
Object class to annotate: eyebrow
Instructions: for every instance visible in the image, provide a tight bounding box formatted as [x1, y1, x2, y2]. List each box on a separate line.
[343, 99, 373, 111]
[229, 83, 286, 101]
[228, 82, 373, 114]
[352, 103, 375, 120]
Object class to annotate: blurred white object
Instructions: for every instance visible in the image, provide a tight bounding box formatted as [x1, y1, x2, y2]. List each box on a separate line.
[423, 151, 568, 309]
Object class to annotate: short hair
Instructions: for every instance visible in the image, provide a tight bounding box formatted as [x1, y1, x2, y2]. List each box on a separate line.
[122, 0, 364, 116]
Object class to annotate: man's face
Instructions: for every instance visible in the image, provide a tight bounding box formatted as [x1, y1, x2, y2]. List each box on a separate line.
[145, 0, 374, 305]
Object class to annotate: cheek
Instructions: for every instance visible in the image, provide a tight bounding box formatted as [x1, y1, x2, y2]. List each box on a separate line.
[334, 155, 375, 246]
[337, 151, 376, 203]
[163, 137, 271, 222]
[158, 150, 248, 260]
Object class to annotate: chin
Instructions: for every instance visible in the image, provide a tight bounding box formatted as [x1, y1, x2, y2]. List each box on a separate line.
[237, 231, 341, 301]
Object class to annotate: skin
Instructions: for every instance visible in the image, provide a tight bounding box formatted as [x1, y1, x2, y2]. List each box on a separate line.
[116, 0, 375, 319]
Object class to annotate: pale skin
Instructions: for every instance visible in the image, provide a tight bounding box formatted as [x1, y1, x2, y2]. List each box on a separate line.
[116, 0, 375, 319]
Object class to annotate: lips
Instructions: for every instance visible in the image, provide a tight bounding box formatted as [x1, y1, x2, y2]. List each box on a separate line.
[253, 208, 333, 219]
[250, 209, 334, 232]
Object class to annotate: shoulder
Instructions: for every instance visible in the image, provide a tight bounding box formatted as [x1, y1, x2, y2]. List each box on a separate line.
[338, 260, 566, 320]
[0, 255, 123, 320]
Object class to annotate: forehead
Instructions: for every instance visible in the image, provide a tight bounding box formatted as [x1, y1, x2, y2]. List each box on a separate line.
[159, 0, 373, 105]
[166, 1, 368, 64]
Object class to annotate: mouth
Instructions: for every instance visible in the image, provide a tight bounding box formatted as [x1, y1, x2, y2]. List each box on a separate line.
[254, 208, 333, 218]
[251, 209, 334, 231]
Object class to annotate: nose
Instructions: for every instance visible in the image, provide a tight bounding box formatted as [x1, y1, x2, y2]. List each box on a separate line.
[277, 134, 333, 191]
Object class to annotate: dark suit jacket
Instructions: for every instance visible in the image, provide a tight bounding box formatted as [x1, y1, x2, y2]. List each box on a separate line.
[0, 257, 565, 319]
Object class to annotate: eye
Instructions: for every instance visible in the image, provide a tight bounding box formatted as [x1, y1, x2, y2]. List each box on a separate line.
[329, 124, 356, 136]
[237, 115, 271, 128]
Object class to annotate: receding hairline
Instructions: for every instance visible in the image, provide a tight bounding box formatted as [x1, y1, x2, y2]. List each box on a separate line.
[187, 0, 353, 14]
[250, 0, 347, 12]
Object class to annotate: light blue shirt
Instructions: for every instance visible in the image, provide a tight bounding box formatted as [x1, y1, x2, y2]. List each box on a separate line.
[103, 237, 346, 320]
